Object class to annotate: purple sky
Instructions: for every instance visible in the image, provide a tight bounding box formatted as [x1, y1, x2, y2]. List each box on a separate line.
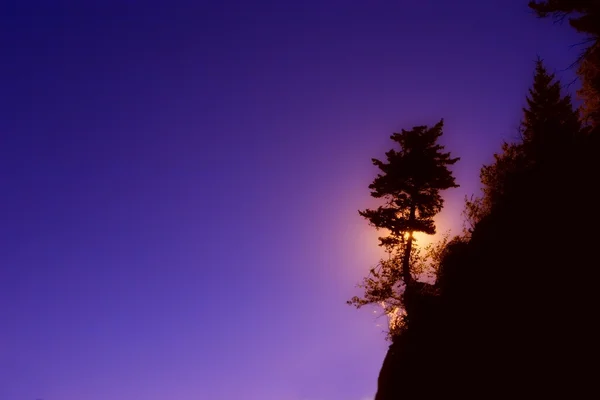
[0, 1, 581, 399]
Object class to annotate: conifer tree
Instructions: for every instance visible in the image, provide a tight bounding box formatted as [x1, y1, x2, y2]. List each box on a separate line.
[520, 59, 581, 159]
[348, 120, 459, 320]
[529, 1, 600, 126]
[359, 120, 459, 284]
[467, 59, 580, 223]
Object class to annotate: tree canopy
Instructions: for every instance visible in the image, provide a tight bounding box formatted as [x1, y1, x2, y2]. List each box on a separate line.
[355, 4, 600, 399]
[466, 59, 581, 223]
[349, 120, 459, 331]
[359, 120, 459, 283]
[529, 0, 600, 126]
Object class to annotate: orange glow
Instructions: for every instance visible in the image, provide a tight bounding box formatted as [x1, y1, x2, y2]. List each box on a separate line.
[412, 231, 432, 247]
[365, 227, 439, 253]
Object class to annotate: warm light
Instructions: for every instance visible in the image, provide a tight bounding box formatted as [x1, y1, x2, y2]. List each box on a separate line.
[380, 301, 405, 330]
[412, 231, 431, 246]
[402, 231, 433, 247]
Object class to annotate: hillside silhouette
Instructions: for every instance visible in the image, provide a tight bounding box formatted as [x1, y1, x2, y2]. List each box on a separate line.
[350, 2, 600, 398]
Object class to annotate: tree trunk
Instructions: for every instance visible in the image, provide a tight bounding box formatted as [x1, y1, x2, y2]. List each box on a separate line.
[402, 205, 416, 285]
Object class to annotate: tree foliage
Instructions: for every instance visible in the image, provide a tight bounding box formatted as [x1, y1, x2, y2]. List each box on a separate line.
[521, 59, 581, 152]
[529, 0, 600, 126]
[373, 58, 594, 400]
[358, 120, 459, 284]
[465, 59, 581, 225]
[348, 120, 459, 334]
[348, 233, 455, 339]
[366, 4, 600, 400]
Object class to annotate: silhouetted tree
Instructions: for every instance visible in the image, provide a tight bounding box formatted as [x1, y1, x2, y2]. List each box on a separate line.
[529, 0, 600, 37]
[346, 245, 419, 332]
[347, 234, 452, 337]
[359, 120, 459, 284]
[348, 120, 459, 326]
[529, 0, 600, 126]
[373, 60, 589, 400]
[465, 59, 580, 224]
[521, 59, 581, 156]
[368, 7, 600, 399]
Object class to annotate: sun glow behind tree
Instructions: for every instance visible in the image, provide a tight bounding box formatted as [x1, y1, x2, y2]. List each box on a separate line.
[349, 120, 460, 335]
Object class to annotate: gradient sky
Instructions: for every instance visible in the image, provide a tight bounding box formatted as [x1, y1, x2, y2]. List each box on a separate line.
[0, 1, 582, 399]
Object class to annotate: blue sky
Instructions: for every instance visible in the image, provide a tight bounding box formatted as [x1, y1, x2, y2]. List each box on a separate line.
[0, 1, 582, 399]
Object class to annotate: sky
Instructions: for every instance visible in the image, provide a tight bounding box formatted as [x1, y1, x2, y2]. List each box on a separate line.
[0, 1, 583, 399]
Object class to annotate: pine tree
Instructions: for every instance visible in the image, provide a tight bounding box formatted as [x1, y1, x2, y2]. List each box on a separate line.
[468, 60, 581, 224]
[348, 120, 459, 324]
[529, 1, 600, 127]
[359, 119, 459, 285]
[521, 59, 581, 159]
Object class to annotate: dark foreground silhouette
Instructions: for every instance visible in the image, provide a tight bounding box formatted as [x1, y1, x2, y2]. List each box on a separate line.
[363, 2, 600, 398]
